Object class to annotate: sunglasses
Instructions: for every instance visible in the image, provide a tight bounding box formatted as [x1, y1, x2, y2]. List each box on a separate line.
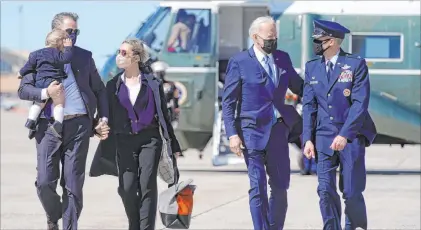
[117, 49, 130, 57]
[65, 28, 80, 36]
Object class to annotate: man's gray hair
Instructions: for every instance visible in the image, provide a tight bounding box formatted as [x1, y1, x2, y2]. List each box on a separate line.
[248, 16, 276, 37]
[51, 12, 79, 30]
[122, 38, 149, 63]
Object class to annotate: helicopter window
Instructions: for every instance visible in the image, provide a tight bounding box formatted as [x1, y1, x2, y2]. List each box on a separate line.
[140, 7, 172, 53]
[100, 7, 172, 80]
[166, 9, 211, 54]
[350, 33, 403, 62]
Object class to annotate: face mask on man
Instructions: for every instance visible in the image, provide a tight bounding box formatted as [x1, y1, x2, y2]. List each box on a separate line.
[68, 33, 77, 46]
[257, 35, 277, 54]
[312, 39, 331, 56]
[116, 55, 132, 69]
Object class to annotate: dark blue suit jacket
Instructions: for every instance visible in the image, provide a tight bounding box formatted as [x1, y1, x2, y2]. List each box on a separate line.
[17, 46, 108, 127]
[302, 49, 377, 157]
[222, 46, 304, 150]
[19, 47, 73, 86]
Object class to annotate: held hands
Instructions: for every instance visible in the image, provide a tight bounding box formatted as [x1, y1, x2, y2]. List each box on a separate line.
[303, 140, 316, 159]
[63, 38, 72, 47]
[229, 135, 243, 157]
[95, 120, 110, 140]
[330, 135, 347, 151]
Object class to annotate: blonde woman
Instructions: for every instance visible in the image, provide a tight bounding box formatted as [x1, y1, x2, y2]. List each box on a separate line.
[90, 38, 181, 230]
[18, 29, 73, 138]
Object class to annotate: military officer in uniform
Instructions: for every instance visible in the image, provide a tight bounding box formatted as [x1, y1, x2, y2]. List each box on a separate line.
[302, 19, 377, 230]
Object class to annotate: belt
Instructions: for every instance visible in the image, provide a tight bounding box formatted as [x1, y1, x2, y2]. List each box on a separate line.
[64, 114, 86, 121]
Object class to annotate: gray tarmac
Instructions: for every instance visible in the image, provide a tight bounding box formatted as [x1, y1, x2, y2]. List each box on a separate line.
[1, 110, 420, 229]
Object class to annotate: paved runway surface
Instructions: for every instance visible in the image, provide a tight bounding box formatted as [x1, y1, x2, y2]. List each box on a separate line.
[1, 110, 420, 229]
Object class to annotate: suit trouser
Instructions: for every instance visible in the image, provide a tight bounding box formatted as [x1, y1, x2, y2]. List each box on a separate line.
[243, 122, 290, 230]
[116, 128, 162, 230]
[317, 136, 367, 230]
[34, 116, 91, 230]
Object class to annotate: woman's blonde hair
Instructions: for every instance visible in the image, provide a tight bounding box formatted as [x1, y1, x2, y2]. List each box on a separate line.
[122, 38, 149, 63]
[45, 29, 68, 48]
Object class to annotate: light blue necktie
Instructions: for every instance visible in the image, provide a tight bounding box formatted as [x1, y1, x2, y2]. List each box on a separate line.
[263, 56, 276, 85]
[263, 56, 278, 125]
[64, 64, 71, 75]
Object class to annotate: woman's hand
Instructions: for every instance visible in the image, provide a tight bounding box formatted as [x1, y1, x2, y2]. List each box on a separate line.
[95, 121, 110, 140]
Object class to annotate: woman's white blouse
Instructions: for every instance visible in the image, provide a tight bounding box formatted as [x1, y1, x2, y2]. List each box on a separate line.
[121, 73, 141, 106]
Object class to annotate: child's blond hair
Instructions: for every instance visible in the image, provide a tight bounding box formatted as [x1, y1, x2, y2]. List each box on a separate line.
[45, 29, 68, 48]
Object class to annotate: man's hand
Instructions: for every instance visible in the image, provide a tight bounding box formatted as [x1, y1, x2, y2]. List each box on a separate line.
[95, 121, 110, 140]
[229, 135, 243, 156]
[330, 135, 347, 151]
[47, 81, 64, 105]
[303, 140, 316, 159]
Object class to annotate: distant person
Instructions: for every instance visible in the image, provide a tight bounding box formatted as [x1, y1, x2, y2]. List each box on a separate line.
[167, 14, 196, 52]
[89, 38, 181, 230]
[222, 16, 303, 230]
[18, 29, 73, 138]
[151, 61, 180, 121]
[17, 12, 109, 230]
[302, 19, 377, 229]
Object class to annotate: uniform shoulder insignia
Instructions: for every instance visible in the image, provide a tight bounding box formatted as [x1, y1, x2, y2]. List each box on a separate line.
[345, 53, 362, 59]
[307, 55, 322, 63]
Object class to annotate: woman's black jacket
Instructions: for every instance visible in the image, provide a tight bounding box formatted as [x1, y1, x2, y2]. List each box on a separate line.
[89, 71, 181, 177]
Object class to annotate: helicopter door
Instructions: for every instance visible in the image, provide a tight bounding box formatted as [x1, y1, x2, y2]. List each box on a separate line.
[218, 6, 269, 61]
[213, 5, 269, 167]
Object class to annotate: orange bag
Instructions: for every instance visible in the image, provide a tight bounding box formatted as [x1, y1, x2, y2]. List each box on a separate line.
[159, 179, 196, 229]
[177, 187, 194, 216]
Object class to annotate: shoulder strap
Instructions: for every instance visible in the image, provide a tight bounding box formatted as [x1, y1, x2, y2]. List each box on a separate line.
[144, 74, 171, 141]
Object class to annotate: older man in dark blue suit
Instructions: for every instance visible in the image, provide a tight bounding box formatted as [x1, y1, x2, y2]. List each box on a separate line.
[223, 16, 303, 230]
[302, 19, 377, 230]
[18, 12, 109, 230]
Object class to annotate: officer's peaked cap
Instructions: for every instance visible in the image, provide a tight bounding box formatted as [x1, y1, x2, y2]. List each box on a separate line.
[312, 19, 350, 39]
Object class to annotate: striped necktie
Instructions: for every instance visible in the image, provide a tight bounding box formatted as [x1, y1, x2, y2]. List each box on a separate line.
[263, 56, 278, 125]
[326, 61, 334, 83]
[263, 55, 275, 85]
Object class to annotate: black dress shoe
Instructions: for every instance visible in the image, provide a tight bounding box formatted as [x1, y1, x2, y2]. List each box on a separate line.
[24, 119, 37, 129]
[28, 129, 36, 139]
[25, 119, 38, 140]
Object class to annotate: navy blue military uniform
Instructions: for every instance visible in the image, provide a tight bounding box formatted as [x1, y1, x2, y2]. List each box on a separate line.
[302, 19, 377, 230]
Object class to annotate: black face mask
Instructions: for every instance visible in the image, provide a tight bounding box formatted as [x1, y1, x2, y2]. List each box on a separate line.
[312, 39, 330, 56]
[69, 33, 77, 46]
[260, 38, 277, 54]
